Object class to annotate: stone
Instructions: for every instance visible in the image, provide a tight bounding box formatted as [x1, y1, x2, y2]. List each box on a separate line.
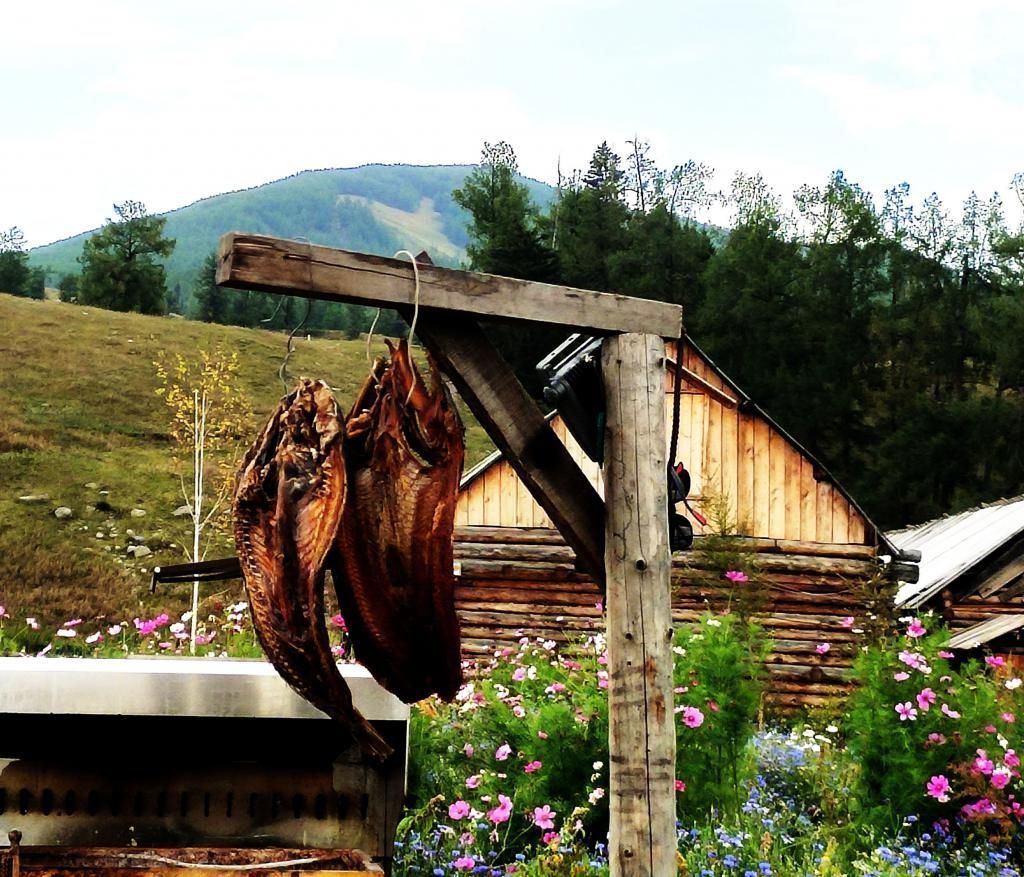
[95, 532, 105, 539]
[18, 494, 49, 503]
[173, 505, 192, 517]
[130, 508, 146, 518]
[128, 545, 152, 559]
[84, 482, 99, 490]
[54, 507, 73, 519]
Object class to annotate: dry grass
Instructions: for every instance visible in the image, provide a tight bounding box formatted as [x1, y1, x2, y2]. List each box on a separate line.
[0, 294, 493, 625]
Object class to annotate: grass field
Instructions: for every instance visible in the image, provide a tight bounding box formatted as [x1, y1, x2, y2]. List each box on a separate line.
[0, 293, 493, 625]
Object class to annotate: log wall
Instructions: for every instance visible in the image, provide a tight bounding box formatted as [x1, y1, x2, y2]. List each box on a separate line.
[454, 527, 879, 710]
[455, 340, 872, 545]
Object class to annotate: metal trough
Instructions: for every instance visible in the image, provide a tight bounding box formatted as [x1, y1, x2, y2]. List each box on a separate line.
[0, 658, 408, 872]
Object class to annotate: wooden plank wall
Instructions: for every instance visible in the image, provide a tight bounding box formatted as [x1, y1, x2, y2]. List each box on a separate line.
[455, 527, 877, 710]
[455, 340, 871, 545]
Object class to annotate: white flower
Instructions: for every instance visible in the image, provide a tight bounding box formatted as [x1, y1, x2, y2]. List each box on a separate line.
[593, 761, 604, 770]
[107, 624, 122, 636]
[455, 683, 475, 702]
[706, 618, 722, 627]
[588, 787, 606, 804]
[56, 629, 77, 638]
[802, 729, 816, 738]
[86, 632, 103, 644]
[169, 622, 185, 634]
[181, 611, 193, 623]
[1006, 678, 1022, 690]
[825, 724, 838, 734]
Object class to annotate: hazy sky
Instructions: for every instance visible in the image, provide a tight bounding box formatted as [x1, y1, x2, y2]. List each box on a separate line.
[4, 0, 1022, 247]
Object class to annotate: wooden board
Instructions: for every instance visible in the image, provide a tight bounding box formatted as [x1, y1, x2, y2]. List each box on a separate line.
[217, 233, 683, 338]
[602, 334, 675, 877]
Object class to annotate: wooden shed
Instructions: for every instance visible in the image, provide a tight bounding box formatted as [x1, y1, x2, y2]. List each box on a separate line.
[453, 337, 907, 710]
[891, 496, 1024, 661]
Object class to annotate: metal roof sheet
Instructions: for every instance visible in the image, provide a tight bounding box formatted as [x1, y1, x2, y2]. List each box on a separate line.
[890, 496, 1024, 607]
[946, 614, 1024, 650]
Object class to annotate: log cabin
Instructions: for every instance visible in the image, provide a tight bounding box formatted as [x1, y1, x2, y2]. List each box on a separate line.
[452, 337, 915, 711]
[891, 496, 1024, 663]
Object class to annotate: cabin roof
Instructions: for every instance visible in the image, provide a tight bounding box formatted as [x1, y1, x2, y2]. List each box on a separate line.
[890, 495, 1024, 607]
[946, 614, 1024, 651]
[460, 334, 894, 553]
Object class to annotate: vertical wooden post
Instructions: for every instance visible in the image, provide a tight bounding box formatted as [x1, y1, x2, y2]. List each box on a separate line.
[602, 333, 676, 877]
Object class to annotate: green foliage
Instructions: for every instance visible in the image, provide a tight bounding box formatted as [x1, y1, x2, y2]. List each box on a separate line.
[674, 614, 771, 818]
[78, 201, 175, 314]
[0, 227, 43, 299]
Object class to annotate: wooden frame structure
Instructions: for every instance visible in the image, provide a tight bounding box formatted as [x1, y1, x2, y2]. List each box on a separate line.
[217, 232, 682, 876]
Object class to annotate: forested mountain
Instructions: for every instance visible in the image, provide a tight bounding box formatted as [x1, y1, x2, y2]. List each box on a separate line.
[28, 164, 555, 307]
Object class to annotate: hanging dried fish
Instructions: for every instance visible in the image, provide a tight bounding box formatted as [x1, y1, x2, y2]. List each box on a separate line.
[233, 378, 391, 760]
[332, 339, 465, 703]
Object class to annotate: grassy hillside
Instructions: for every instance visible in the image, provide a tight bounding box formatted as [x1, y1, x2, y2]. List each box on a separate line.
[28, 164, 556, 304]
[0, 293, 493, 625]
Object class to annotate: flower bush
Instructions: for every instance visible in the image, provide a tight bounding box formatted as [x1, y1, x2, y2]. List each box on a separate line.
[846, 614, 1024, 840]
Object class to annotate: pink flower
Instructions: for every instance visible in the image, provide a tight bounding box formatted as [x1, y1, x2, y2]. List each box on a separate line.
[512, 666, 526, 682]
[840, 616, 855, 627]
[158, 641, 173, 650]
[486, 794, 513, 825]
[537, 731, 548, 740]
[330, 612, 347, 631]
[927, 733, 947, 745]
[894, 672, 910, 682]
[675, 779, 686, 792]
[724, 570, 748, 583]
[985, 724, 998, 734]
[986, 655, 1006, 668]
[898, 650, 923, 669]
[926, 775, 951, 802]
[448, 800, 471, 820]
[463, 743, 474, 758]
[938, 650, 955, 659]
[546, 682, 566, 695]
[991, 767, 1012, 790]
[895, 701, 918, 721]
[533, 804, 556, 830]
[331, 644, 345, 658]
[975, 750, 994, 775]
[26, 617, 39, 630]
[459, 832, 474, 845]
[1005, 750, 1020, 768]
[542, 831, 559, 845]
[513, 705, 526, 718]
[907, 619, 926, 638]
[0, 606, 6, 618]
[465, 775, 481, 789]
[63, 618, 82, 628]
[681, 706, 705, 728]
[1002, 712, 1016, 723]
[86, 632, 103, 645]
[495, 743, 512, 761]
[595, 601, 604, 612]
[453, 856, 475, 871]
[941, 703, 961, 719]
[916, 688, 936, 711]
[816, 643, 831, 655]
[524, 761, 542, 774]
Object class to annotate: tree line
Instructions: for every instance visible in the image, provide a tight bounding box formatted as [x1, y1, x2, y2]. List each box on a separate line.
[452, 141, 1024, 530]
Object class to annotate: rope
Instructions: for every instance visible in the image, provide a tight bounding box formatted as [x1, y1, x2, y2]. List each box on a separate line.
[669, 339, 683, 467]
[393, 250, 423, 405]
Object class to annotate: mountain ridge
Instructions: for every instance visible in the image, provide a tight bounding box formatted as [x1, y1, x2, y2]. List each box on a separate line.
[29, 163, 557, 305]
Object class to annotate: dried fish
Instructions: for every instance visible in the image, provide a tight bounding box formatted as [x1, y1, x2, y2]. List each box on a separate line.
[233, 378, 391, 760]
[332, 340, 465, 703]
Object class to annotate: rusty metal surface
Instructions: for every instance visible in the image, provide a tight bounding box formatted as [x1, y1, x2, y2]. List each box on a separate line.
[0, 659, 407, 723]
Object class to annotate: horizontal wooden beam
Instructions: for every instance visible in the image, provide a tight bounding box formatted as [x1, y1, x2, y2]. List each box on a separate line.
[413, 313, 607, 585]
[216, 233, 683, 338]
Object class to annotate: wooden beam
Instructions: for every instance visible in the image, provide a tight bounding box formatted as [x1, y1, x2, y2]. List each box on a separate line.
[665, 357, 738, 407]
[413, 314, 606, 584]
[602, 334, 676, 877]
[217, 233, 683, 338]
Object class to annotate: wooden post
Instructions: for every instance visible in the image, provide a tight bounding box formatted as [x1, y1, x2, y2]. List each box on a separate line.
[602, 334, 676, 877]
